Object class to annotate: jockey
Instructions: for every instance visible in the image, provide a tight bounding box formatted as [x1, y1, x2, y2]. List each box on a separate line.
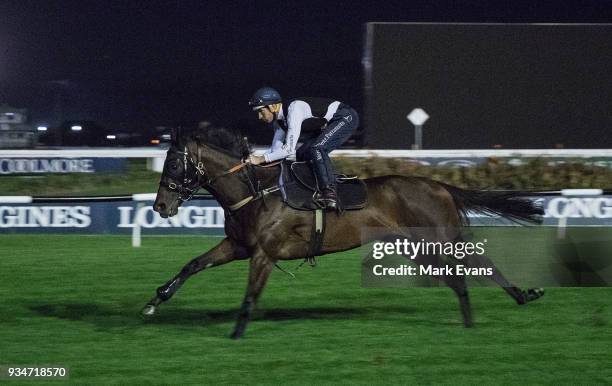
[248, 86, 359, 210]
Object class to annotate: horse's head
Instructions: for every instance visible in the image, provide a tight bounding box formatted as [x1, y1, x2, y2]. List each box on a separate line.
[153, 128, 201, 217]
[153, 126, 251, 218]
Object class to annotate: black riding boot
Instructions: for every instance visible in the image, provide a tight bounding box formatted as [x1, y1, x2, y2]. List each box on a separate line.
[319, 185, 338, 210]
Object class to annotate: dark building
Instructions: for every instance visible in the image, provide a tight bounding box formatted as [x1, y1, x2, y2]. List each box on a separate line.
[0, 104, 37, 149]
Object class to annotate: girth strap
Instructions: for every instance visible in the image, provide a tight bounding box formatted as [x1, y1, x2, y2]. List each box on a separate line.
[304, 209, 325, 266]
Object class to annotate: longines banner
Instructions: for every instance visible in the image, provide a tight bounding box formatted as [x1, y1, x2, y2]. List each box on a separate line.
[0, 195, 611, 234]
[0, 158, 126, 174]
[0, 199, 225, 234]
[471, 196, 612, 226]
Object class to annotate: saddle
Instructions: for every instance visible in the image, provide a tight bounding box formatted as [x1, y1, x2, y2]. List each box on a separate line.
[279, 161, 367, 211]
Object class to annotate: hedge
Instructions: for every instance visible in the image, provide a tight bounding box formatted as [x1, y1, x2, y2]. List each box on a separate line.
[333, 157, 612, 190]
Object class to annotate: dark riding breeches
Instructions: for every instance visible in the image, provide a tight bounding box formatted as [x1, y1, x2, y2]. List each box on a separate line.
[296, 106, 359, 189]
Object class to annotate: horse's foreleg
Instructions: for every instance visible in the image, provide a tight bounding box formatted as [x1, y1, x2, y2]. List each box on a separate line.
[230, 254, 274, 339]
[141, 238, 247, 317]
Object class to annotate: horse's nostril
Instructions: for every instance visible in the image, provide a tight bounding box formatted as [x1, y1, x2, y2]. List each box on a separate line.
[155, 203, 166, 212]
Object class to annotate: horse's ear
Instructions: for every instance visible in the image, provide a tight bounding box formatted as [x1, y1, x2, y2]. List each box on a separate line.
[243, 136, 250, 151]
[171, 127, 183, 146]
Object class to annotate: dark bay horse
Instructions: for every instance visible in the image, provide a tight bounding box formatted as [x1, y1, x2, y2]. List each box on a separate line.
[143, 127, 544, 339]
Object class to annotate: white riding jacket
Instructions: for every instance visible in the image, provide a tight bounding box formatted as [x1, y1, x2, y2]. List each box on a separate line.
[264, 99, 341, 162]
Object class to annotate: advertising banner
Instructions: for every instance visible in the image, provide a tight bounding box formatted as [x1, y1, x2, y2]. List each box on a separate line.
[0, 158, 126, 174]
[0, 195, 611, 234]
[0, 199, 225, 235]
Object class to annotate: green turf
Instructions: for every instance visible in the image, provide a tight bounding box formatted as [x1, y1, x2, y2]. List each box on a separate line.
[0, 235, 611, 384]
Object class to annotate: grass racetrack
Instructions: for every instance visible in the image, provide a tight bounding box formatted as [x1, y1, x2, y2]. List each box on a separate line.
[1, 235, 611, 384]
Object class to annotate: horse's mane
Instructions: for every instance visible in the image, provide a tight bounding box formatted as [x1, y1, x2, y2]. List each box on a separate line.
[185, 126, 250, 159]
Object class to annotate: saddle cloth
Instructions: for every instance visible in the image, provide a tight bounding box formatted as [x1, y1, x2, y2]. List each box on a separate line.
[279, 161, 367, 211]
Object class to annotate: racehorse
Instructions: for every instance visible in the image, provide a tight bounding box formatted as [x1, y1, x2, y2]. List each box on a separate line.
[142, 126, 545, 339]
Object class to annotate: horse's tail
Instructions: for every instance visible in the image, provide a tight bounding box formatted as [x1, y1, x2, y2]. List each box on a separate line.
[438, 182, 544, 226]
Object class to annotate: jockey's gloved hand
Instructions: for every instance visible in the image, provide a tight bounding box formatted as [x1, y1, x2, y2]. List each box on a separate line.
[248, 154, 265, 165]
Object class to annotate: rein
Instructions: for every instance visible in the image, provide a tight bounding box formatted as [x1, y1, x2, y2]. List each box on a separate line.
[165, 144, 281, 212]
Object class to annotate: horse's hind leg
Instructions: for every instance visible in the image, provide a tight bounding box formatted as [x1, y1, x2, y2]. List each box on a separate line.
[230, 254, 274, 339]
[463, 252, 545, 305]
[141, 238, 247, 317]
[445, 273, 473, 327]
[412, 254, 473, 327]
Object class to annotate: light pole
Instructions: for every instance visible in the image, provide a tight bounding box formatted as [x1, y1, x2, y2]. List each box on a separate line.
[407, 108, 429, 150]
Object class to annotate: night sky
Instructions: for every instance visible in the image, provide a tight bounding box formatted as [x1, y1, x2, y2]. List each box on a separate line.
[1, 0, 611, 144]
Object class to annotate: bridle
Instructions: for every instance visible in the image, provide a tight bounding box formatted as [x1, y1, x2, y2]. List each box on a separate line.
[160, 146, 205, 202]
[160, 143, 279, 211]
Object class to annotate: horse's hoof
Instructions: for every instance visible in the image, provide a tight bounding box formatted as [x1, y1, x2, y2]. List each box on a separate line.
[230, 330, 243, 340]
[520, 288, 545, 305]
[141, 304, 157, 317]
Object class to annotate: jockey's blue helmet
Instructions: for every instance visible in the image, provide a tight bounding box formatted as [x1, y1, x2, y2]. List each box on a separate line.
[249, 87, 282, 111]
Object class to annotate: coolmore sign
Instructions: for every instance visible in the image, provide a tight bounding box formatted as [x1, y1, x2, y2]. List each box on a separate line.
[0, 158, 126, 174]
[0, 195, 611, 234]
[0, 199, 225, 234]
